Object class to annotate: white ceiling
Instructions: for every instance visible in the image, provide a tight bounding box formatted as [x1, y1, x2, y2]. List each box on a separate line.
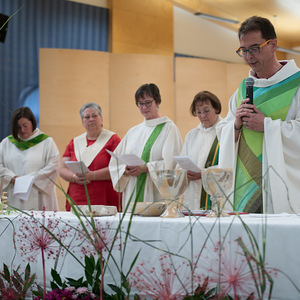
[171, 0, 300, 48]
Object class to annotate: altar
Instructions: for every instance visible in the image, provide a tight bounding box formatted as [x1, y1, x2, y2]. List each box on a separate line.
[0, 211, 299, 299]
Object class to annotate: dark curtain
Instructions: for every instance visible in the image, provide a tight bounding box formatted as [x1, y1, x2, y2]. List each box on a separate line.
[0, 0, 109, 139]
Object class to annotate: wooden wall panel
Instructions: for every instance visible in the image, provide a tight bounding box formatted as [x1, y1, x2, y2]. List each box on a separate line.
[110, 0, 173, 55]
[225, 62, 251, 104]
[40, 48, 110, 210]
[175, 57, 227, 140]
[175, 57, 249, 140]
[110, 53, 174, 138]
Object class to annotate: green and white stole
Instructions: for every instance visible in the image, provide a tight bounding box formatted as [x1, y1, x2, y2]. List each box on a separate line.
[200, 136, 219, 210]
[8, 133, 49, 150]
[235, 72, 300, 212]
[135, 122, 166, 202]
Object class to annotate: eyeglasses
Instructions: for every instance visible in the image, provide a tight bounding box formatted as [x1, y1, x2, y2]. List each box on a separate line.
[236, 39, 273, 57]
[196, 108, 212, 116]
[83, 114, 99, 120]
[137, 99, 155, 108]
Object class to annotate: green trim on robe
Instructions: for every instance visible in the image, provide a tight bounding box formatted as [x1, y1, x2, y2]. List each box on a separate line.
[8, 133, 49, 151]
[234, 72, 300, 212]
[200, 136, 219, 210]
[135, 122, 166, 202]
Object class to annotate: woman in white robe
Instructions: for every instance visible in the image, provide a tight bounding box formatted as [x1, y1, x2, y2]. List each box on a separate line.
[0, 107, 59, 210]
[109, 83, 182, 209]
[181, 91, 222, 211]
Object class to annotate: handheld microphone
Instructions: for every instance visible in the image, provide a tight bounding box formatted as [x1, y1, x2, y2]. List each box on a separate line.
[245, 77, 254, 105]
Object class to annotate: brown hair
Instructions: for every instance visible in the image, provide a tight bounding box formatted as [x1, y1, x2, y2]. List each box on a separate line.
[135, 83, 162, 106]
[190, 91, 222, 116]
[238, 16, 277, 40]
[11, 107, 37, 141]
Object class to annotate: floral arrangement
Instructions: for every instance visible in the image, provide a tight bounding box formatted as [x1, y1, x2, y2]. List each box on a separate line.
[36, 287, 99, 300]
[1, 159, 291, 300]
[0, 195, 281, 300]
[0, 263, 35, 299]
[1, 157, 296, 300]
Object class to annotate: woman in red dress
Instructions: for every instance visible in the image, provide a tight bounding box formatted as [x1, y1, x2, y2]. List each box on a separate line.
[59, 103, 121, 211]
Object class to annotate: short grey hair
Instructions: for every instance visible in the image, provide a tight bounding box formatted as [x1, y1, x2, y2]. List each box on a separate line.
[79, 102, 102, 119]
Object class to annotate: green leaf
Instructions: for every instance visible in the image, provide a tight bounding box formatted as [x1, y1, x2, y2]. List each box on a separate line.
[125, 250, 140, 278]
[66, 276, 88, 288]
[50, 281, 60, 291]
[24, 263, 31, 281]
[31, 284, 44, 297]
[2, 263, 11, 282]
[95, 257, 102, 278]
[85, 273, 93, 286]
[84, 264, 94, 285]
[85, 255, 96, 271]
[84, 255, 97, 285]
[12, 269, 23, 283]
[107, 283, 124, 295]
[12, 276, 22, 291]
[51, 269, 63, 287]
[23, 274, 36, 292]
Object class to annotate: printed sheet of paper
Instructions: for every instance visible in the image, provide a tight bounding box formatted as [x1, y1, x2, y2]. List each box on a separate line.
[173, 156, 201, 173]
[106, 149, 145, 166]
[65, 161, 89, 173]
[13, 174, 35, 201]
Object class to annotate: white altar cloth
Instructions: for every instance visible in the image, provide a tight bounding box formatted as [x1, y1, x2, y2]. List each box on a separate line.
[0, 211, 299, 299]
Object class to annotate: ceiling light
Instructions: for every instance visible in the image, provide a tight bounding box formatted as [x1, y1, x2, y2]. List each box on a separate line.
[194, 12, 240, 24]
[277, 46, 300, 55]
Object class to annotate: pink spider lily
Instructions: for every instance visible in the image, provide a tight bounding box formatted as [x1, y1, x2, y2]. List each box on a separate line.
[15, 211, 72, 299]
[129, 254, 202, 299]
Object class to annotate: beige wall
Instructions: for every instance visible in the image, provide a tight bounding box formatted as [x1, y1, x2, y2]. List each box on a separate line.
[109, 53, 174, 135]
[175, 57, 227, 139]
[40, 49, 248, 210]
[175, 57, 249, 139]
[40, 49, 110, 210]
[39, 49, 110, 145]
[110, 0, 173, 56]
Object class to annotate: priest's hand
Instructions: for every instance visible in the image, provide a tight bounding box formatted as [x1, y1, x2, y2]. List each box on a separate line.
[235, 98, 254, 130]
[242, 104, 265, 132]
[125, 165, 148, 177]
[187, 170, 201, 181]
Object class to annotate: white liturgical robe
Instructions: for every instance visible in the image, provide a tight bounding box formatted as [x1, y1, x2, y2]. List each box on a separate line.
[0, 129, 59, 210]
[216, 60, 300, 214]
[109, 116, 183, 209]
[181, 116, 222, 210]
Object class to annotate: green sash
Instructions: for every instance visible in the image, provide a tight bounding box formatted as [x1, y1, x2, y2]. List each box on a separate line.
[8, 133, 49, 150]
[135, 122, 166, 202]
[200, 136, 219, 210]
[234, 72, 300, 212]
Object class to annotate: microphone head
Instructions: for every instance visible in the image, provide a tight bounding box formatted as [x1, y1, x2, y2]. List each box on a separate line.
[245, 77, 254, 86]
